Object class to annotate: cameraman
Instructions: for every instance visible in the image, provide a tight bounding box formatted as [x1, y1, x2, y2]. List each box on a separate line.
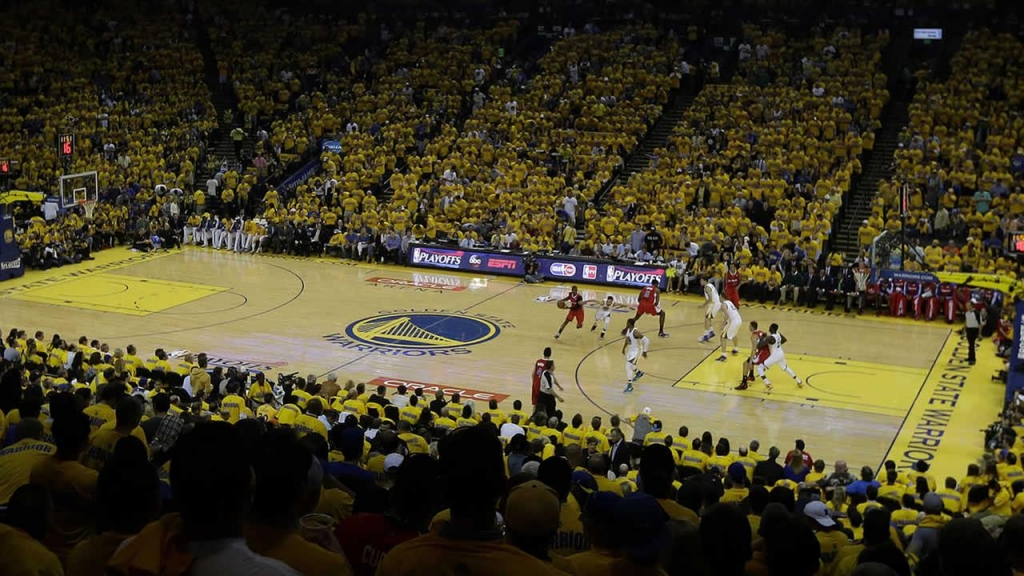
[524, 253, 543, 283]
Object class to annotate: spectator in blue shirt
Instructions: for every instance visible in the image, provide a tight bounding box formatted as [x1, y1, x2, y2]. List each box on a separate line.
[385, 231, 402, 263]
[845, 465, 881, 496]
[973, 189, 992, 214]
[784, 450, 810, 483]
[326, 425, 376, 490]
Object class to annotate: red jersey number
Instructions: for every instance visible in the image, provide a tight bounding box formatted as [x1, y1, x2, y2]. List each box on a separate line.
[639, 286, 658, 304]
[567, 293, 583, 310]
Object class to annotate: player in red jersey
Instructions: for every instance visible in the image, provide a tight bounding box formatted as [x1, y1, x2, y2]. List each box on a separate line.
[723, 264, 741, 308]
[531, 347, 552, 409]
[735, 321, 770, 391]
[629, 278, 669, 337]
[555, 286, 585, 339]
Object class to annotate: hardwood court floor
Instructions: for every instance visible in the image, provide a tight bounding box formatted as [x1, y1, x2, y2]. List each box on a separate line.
[0, 246, 996, 478]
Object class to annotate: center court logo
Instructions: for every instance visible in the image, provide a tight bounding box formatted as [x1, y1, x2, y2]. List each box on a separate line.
[324, 310, 513, 357]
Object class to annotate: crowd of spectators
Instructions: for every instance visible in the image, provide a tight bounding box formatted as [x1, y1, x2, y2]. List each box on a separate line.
[0, 0, 216, 196]
[8, 18, 691, 271]
[0, 326, 1023, 575]
[587, 24, 888, 305]
[860, 31, 1024, 278]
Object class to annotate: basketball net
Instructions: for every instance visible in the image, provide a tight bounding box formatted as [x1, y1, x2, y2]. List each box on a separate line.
[79, 200, 97, 219]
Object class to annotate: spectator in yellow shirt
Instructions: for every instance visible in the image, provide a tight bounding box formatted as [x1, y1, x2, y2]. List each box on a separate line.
[245, 428, 352, 576]
[721, 463, 751, 504]
[0, 420, 56, 506]
[82, 397, 145, 472]
[379, 426, 564, 576]
[0, 485, 64, 576]
[67, 433, 161, 576]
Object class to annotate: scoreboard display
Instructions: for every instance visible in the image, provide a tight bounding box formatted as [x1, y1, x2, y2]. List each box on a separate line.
[59, 133, 74, 157]
[1010, 233, 1024, 254]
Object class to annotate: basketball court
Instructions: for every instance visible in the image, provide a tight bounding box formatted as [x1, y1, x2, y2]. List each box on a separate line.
[0, 246, 1003, 481]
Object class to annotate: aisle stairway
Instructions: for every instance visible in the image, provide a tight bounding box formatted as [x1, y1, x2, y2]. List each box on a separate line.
[830, 100, 911, 260]
[830, 24, 967, 261]
[188, 4, 253, 209]
[591, 91, 698, 213]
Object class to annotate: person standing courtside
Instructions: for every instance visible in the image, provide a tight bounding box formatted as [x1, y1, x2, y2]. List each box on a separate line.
[964, 298, 984, 365]
[532, 347, 552, 412]
[536, 361, 564, 417]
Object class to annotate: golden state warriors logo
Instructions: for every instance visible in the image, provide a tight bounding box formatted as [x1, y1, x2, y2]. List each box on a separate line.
[3, 229, 11, 243]
[324, 310, 511, 357]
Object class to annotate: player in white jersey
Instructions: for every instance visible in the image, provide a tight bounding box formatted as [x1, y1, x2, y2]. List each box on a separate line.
[716, 300, 742, 361]
[754, 322, 802, 390]
[586, 295, 616, 339]
[621, 317, 650, 393]
[699, 276, 722, 342]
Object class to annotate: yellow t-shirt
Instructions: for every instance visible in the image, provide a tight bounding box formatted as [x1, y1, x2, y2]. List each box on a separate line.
[484, 409, 507, 426]
[721, 487, 750, 504]
[248, 382, 274, 403]
[275, 404, 301, 426]
[399, 432, 429, 455]
[936, 487, 964, 514]
[292, 389, 313, 410]
[399, 406, 421, 425]
[0, 438, 57, 505]
[245, 524, 353, 576]
[681, 449, 708, 471]
[315, 487, 355, 524]
[878, 483, 907, 501]
[378, 531, 567, 576]
[816, 529, 850, 571]
[221, 394, 247, 424]
[658, 498, 699, 524]
[294, 414, 329, 441]
[66, 531, 132, 576]
[256, 404, 277, 420]
[562, 427, 585, 447]
[0, 524, 63, 576]
[707, 454, 733, 472]
[890, 508, 920, 532]
[83, 403, 115, 433]
[550, 496, 588, 557]
[565, 548, 661, 576]
[82, 428, 148, 471]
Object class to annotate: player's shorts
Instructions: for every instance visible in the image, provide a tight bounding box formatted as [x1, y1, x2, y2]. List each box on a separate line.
[725, 319, 741, 340]
[706, 301, 721, 319]
[566, 308, 585, 326]
[764, 351, 787, 368]
[752, 348, 771, 365]
[595, 309, 612, 322]
[637, 301, 662, 316]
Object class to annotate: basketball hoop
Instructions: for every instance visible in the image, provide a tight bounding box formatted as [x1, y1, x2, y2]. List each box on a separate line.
[78, 200, 97, 219]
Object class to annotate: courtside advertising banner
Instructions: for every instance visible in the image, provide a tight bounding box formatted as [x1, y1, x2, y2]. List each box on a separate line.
[408, 244, 667, 290]
[0, 209, 24, 281]
[1008, 299, 1024, 404]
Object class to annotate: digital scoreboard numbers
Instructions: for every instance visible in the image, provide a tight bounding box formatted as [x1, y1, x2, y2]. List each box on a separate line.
[59, 133, 74, 157]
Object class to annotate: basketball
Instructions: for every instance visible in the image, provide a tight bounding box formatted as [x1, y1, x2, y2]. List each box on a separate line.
[557, 300, 567, 309]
